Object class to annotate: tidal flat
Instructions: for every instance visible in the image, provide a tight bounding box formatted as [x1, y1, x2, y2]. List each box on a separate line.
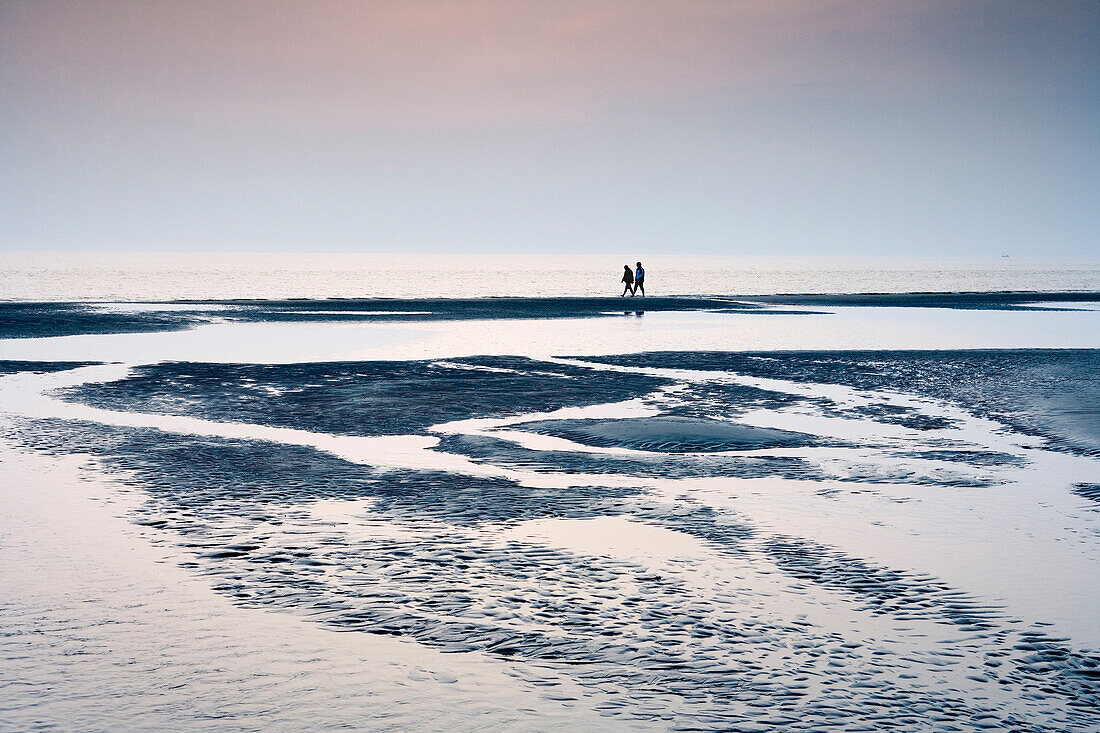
[1, 295, 1098, 731]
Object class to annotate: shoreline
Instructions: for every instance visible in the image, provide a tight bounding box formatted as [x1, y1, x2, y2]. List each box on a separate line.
[3, 289, 1100, 304]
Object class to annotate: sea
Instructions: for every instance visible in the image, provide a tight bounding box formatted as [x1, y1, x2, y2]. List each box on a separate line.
[3, 251, 1100, 300]
[1, 252, 1099, 731]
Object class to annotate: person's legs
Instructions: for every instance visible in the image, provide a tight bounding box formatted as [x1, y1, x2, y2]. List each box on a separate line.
[621, 283, 631, 296]
[636, 280, 644, 297]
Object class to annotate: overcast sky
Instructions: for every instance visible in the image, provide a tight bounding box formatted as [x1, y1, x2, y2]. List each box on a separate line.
[1, 1, 1097, 255]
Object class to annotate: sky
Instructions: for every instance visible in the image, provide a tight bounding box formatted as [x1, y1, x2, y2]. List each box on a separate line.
[1, 0, 1097, 256]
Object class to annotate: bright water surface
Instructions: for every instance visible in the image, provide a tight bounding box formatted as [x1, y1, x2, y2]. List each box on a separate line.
[3, 252, 1100, 300]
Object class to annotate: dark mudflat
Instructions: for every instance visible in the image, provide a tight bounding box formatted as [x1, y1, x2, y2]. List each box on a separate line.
[512, 416, 826, 453]
[4, 292, 1098, 339]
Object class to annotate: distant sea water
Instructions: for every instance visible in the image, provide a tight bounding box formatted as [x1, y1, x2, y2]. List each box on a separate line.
[2, 252, 1099, 301]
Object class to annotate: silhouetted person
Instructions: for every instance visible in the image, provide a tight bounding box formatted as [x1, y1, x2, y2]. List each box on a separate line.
[620, 265, 634, 296]
[634, 261, 645, 297]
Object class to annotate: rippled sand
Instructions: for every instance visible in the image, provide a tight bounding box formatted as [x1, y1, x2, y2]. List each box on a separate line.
[0, 447, 623, 731]
[1, 297, 1098, 731]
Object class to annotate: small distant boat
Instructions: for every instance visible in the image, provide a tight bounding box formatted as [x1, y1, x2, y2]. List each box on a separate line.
[1001, 253, 1010, 258]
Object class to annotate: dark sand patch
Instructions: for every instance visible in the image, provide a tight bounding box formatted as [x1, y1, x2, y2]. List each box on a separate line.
[0, 303, 208, 339]
[738, 292, 1100, 311]
[511, 416, 827, 453]
[1072, 483, 1100, 505]
[0, 360, 97, 375]
[435, 433, 830, 481]
[584, 349, 1100, 456]
[60, 357, 670, 437]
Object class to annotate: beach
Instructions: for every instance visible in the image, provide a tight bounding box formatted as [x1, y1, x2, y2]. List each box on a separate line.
[1, 288, 1099, 730]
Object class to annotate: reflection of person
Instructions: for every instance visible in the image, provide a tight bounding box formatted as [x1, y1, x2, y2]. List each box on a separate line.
[620, 264, 635, 296]
[634, 261, 645, 297]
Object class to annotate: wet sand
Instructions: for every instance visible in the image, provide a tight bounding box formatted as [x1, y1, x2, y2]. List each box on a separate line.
[1, 296, 1098, 730]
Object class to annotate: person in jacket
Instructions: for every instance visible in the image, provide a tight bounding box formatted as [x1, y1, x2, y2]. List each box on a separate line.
[620, 264, 635, 296]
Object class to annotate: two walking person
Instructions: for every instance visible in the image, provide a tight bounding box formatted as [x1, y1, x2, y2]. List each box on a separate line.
[620, 261, 645, 297]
